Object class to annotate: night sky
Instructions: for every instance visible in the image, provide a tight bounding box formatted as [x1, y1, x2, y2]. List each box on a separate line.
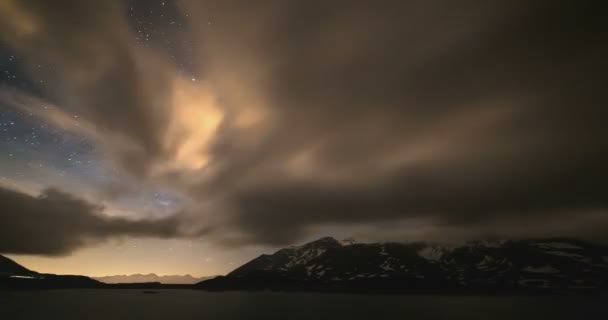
[0, 0, 607, 277]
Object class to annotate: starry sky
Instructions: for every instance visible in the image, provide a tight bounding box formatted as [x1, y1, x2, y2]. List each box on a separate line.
[0, 0, 607, 277]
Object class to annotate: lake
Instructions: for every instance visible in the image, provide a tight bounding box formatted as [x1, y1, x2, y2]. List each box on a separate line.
[1, 290, 606, 319]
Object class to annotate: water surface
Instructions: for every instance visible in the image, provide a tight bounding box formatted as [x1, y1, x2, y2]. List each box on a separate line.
[1, 290, 606, 319]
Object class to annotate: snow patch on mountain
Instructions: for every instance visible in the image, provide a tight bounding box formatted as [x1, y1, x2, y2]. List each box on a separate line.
[286, 249, 327, 268]
[519, 279, 550, 288]
[380, 259, 395, 271]
[379, 245, 389, 256]
[536, 242, 582, 250]
[523, 265, 560, 273]
[418, 246, 444, 261]
[543, 250, 587, 260]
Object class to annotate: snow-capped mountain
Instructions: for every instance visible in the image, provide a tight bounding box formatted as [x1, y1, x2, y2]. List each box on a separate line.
[197, 237, 608, 293]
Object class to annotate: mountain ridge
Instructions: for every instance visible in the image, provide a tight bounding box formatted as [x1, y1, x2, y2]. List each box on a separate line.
[94, 273, 215, 284]
[197, 236, 608, 294]
[1, 254, 102, 289]
[0, 255, 36, 277]
[0, 255, 211, 289]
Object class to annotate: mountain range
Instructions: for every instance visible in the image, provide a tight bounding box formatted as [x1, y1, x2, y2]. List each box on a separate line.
[196, 237, 608, 294]
[94, 274, 214, 284]
[4, 236, 608, 293]
[0, 255, 212, 289]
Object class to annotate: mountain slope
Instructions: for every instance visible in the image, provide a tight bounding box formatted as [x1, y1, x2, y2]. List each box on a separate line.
[0, 255, 36, 276]
[196, 237, 608, 294]
[0, 254, 101, 289]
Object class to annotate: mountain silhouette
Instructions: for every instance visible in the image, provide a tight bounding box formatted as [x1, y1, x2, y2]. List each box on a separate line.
[0, 255, 199, 290]
[0, 255, 36, 277]
[0, 254, 101, 289]
[94, 273, 214, 284]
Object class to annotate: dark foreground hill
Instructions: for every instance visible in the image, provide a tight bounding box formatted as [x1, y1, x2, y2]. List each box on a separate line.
[0, 254, 37, 277]
[196, 237, 608, 294]
[1, 255, 102, 289]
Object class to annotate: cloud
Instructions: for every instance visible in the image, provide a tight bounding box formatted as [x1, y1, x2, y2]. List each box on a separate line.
[0, 0, 607, 248]
[0, 186, 205, 255]
[0, 0, 175, 177]
[181, 0, 608, 245]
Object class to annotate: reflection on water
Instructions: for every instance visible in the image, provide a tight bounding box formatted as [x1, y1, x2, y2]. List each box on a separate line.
[1, 290, 606, 320]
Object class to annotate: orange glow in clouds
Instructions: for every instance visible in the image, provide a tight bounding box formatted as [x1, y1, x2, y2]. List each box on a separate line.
[160, 77, 224, 173]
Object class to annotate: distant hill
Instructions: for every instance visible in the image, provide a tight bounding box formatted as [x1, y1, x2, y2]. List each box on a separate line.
[196, 237, 608, 294]
[94, 273, 215, 284]
[0, 254, 207, 289]
[0, 254, 101, 289]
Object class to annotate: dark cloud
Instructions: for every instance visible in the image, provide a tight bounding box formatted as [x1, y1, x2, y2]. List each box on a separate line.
[183, 0, 608, 245]
[0, 187, 202, 255]
[1, 0, 607, 249]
